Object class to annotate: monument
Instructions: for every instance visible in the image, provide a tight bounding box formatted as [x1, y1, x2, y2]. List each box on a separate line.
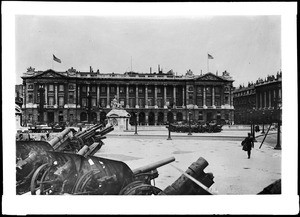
[106, 96, 131, 131]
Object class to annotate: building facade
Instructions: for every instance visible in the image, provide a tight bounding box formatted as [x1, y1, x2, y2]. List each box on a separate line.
[233, 71, 282, 125]
[20, 67, 234, 126]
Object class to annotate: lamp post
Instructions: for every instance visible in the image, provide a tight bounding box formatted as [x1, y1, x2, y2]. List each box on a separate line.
[188, 111, 192, 135]
[261, 110, 265, 134]
[274, 98, 282, 150]
[134, 112, 138, 135]
[167, 108, 172, 140]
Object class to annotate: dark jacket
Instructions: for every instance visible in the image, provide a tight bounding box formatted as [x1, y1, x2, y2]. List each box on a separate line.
[243, 136, 254, 151]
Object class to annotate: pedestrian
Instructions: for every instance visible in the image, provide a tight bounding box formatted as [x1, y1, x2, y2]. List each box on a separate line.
[242, 133, 254, 159]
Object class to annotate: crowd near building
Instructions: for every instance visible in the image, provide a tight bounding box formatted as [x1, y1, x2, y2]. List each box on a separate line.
[233, 71, 282, 125]
[18, 66, 235, 127]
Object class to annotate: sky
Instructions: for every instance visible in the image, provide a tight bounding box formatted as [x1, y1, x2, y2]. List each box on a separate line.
[14, 12, 281, 87]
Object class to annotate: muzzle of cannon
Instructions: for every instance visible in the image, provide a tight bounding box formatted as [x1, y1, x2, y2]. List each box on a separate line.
[161, 157, 215, 195]
[48, 128, 75, 150]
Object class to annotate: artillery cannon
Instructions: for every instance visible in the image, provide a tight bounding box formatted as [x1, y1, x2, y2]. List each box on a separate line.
[30, 154, 175, 195]
[16, 124, 114, 194]
[168, 122, 223, 133]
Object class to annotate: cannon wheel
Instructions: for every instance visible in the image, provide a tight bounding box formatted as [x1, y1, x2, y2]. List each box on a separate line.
[73, 169, 100, 195]
[119, 181, 164, 195]
[30, 163, 50, 195]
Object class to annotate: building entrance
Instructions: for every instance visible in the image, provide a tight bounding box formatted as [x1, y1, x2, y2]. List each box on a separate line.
[47, 112, 54, 123]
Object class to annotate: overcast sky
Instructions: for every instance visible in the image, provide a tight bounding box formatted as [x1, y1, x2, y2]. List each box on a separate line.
[15, 15, 281, 87]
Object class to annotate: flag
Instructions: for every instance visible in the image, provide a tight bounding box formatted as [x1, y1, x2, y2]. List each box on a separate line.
[53, 54, 61, 63]
[208, 54, 214, 59]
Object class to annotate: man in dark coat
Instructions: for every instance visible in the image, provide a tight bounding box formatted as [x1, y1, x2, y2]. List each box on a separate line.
[243, 133, 254, 159]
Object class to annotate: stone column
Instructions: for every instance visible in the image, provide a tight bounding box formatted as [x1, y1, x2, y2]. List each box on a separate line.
[97, 85, 100, 106]
[256, 91, 259, 109]
[269, 90, 272, 108]
[117, 85, 120, 100]
[55, 84, 58, 106]
[145, 85, 148, 108]
[154, 85, 158, 108]
[182, 86, 185, 107]
[260, 92, 263, 109]
[145, 112, 149, 126]
[264, 91, 267, 108]
[212, 86, 215, 108]
[173, 85, 176, 108]
[186, 85, 189, 105]
[203, 86, 207, 108]
[164, 85, 167, 108]
[74, 84, 77, 106]
[126, 84, 129, 108]
[77, 85, 80, 106]
[135, 85, 139, 108]
[106, 84, 110, 108]
[87, 85, 90, 93]
[44, 85, 47, 105]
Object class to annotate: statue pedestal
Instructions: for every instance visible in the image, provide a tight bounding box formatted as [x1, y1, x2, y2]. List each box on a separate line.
[106, 108, 131, 131]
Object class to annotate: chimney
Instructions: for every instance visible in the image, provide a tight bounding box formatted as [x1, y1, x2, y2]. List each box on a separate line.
[150, 67, 152, 74]
[158, 64, 160, 73]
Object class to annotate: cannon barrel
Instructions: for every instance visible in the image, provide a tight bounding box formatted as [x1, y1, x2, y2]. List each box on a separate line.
[132, 156, 175, 175]
[76, 124, 103, 138]
[48, 128, 74, 149]
[96, 125, 114, 136]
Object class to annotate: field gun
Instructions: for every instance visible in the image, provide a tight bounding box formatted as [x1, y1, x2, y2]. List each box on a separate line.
[30, 155, 175, 195]
[16, 124, 113, 195]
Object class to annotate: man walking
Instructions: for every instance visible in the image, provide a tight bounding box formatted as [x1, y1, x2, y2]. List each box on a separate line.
[242, 133, 254, 159]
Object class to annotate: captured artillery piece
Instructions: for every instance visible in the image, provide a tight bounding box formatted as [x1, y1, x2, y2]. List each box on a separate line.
[29, 154, 215, 195]
[168, 122, 223, 133]
[16, 124, 114, 194]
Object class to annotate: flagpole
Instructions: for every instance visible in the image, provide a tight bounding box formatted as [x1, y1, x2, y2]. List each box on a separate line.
[207, 53, 209, 73]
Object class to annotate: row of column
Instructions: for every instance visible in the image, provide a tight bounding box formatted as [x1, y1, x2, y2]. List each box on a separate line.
[82, 84, 184, 109]
[257, 89, 280, 109]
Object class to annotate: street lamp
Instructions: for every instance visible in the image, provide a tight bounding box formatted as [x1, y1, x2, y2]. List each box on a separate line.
[261, 110, 265, 134]
[134, 112, 138, 135]
[274, 98, 282, 150]
[167, 108, 172, 140]
[188, 111, 192, 135]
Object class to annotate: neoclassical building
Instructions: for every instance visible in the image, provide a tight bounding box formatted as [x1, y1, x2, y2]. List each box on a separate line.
[20, 66, 234, 126]
[233, 71, 282, 125]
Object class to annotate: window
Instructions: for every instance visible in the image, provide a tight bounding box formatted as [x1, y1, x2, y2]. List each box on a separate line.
[197, 87, 202, 94]
[148, 88, 152, 94]
[59, 85, 64, 92]
[91, 86, 96, 93]
[206, 87, 211, 94]
[129, 87, 134, 93]
[215, 87, 220, 94]
[148, 98, 153, 106]
[28, 94, 33, 103]
[69, 84, 74, 90]
[100, 99, 106, 107]
[82, 98, 87, 107]
[129, 98, 135, 107]
[110, 86, 115, 93]
[82, 86, 86, 92]
[49, 85, 54, 92]
[28, 84, 33, 90]
[138, 87, 143, 93]
[48, 97, 54, 105]
[92, 98, 96, 107]
[101, 86, 106, 93]
[120, 87, 125, 94]
[69, 94, 74, 104]
[157, 87, 161, 94]
[188, 86, 194, 92]
[59, 97, 64, 106]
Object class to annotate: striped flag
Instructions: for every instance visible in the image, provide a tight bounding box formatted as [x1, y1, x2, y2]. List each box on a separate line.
[53, 54, 61, 63]
[208, 54, 214, 59]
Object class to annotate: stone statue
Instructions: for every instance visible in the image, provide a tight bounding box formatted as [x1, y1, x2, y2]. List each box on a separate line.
[111, 95, 122, 109]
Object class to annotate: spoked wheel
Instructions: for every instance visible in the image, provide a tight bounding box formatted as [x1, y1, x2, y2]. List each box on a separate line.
[122, 184, 164, 195]
[119, 181, 164, 195]
[30, 163, 54, 195]
[73, 170, 102, 195]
